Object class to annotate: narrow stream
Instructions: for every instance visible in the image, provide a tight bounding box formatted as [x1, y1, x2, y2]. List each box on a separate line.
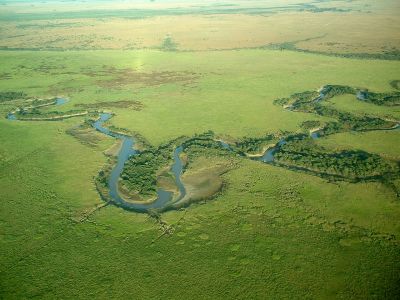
[172, 146, 186, 201]
[7, 97, 69, 120]
[256, 138, 287, 163]
[313, 86, 329, 103]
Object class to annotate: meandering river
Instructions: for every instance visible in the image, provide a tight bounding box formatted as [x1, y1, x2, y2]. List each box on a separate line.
[93, 113, 186, 212]
[5, 89, 399, 212]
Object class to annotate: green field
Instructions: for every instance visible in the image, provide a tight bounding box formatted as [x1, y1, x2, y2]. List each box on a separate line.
[1, 49, 399, 144]
[321, 94, 400, 120]
[1, 1, 400, 299]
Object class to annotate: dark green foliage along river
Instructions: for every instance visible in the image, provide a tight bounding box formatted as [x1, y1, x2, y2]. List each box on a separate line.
[6, 84, 400, 213]
[93, 113, 186, 212]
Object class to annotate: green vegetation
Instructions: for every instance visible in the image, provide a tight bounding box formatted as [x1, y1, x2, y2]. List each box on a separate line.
[266, 41, 400, 61]
[320, 94, 400, 120]
[317, 130, 400, 160]
[0, 91, 27, 102]
[273, 90, 318, 107]
[390, 79, 400, 90]
[66, 121, 107, 148]
[274, 137, 398, 181]
[315, 107, 394, 133]
[1, 1, 400, 298]
[0, 49, 399, 145]
[274, 84, 398, 137]
[75, 100, 143, 110]
[361, 90, 400, 106]
[14, 108, 88, 120]
[161, 35, 178, 52]
[300, 120, 321, 130]
[121, 143, 174, 198]
[120, 131, 232, 201]
[233, 134, 279, 154]
[2, 115, 399, 299]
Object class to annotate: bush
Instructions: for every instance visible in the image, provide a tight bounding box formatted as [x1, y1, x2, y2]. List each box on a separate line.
[0, 91, 27, 102]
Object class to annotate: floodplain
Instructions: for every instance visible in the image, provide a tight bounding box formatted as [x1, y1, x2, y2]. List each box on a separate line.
[0, 0, 399, 299]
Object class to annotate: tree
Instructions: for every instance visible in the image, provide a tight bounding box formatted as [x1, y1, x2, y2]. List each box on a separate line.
[161, 35, 177, 51]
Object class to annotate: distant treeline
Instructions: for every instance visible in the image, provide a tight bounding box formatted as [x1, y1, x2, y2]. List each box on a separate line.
[266, 42, 400, 61]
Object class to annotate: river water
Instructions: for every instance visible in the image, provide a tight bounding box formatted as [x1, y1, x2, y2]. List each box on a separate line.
[93, 113, 185, 212]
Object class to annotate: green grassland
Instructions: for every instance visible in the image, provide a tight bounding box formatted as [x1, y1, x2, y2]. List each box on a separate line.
[321, 94, 400, 120]
[317, 130, 400, 160]
[1, 124, 399, 298]
[1, 49, 399, 144]
[1, 0, 400, 296]
[1, 47, 400, 298]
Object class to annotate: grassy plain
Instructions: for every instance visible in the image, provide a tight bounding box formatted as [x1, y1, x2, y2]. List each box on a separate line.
[0, 48, 399, 299]
[1, 49, 399, 144]
[1, 118, 399, 299]
[317, 130, 400, 160]
[1, 0, 400, 298]
[0, 0, 399, 55]
[321, 94, 400, 120]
